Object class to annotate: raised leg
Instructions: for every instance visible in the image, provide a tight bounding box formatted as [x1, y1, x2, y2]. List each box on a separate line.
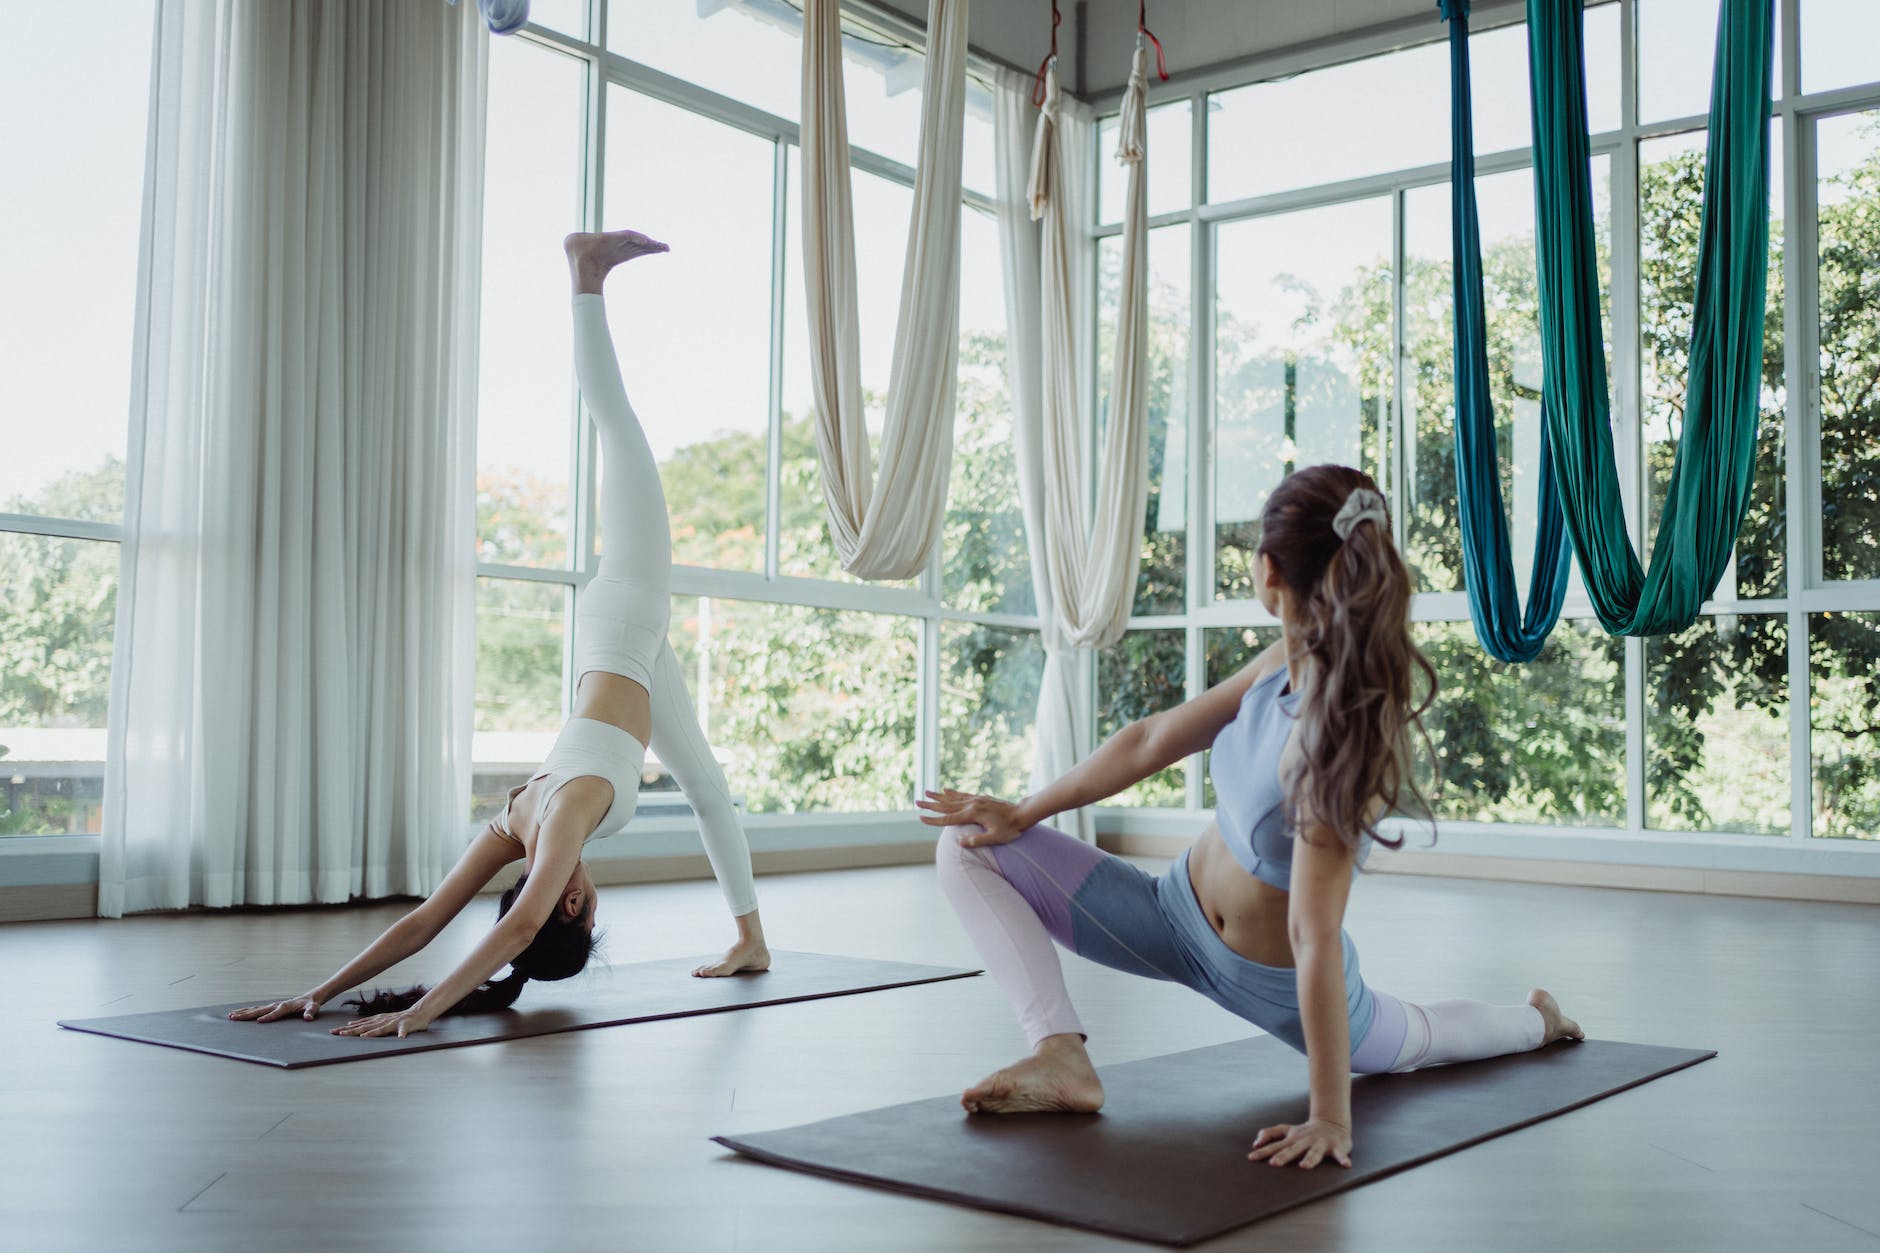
[564, 232, 673, 592]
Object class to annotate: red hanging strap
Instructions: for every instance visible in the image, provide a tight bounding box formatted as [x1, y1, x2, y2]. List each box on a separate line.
[1031, 0, 1062, 106]
[1138, 0, 1169, 81]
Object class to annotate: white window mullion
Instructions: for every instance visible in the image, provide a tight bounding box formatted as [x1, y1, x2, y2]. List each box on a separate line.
[766, 140, 788, 582]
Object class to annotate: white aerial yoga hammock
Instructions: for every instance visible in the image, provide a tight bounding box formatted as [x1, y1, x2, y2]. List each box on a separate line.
[992, 37, 1155, 840]
[799, 0, 969, 581]
[1033, 46, 1153, 650]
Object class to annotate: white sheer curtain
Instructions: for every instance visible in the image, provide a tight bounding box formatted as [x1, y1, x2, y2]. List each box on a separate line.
[101, 0, 485, 916]
[799, 0, 969, 581]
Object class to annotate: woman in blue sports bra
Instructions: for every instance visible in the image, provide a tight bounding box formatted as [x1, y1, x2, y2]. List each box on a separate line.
[920, 464, 1582, 1172]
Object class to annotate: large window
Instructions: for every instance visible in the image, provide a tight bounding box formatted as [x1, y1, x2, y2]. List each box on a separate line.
[469, 3, 1031, 826]
[0, 4, 153, 836]
[1089, 0, 1880, 854]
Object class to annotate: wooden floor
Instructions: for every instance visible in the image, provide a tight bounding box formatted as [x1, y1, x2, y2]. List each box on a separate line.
[6, 859, 1879, 1252]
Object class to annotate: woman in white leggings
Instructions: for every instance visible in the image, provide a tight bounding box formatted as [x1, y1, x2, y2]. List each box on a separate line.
[233, 231, 767, 1039]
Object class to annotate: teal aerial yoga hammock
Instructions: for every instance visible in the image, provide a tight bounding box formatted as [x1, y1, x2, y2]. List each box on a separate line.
[1528, 0, 1773, 636]
[1439, 0, 1572, 662]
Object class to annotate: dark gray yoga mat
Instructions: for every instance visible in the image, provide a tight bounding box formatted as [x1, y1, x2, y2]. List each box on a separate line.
[59, 951, 976, 1069]
[714, 1035, 1715, 1247]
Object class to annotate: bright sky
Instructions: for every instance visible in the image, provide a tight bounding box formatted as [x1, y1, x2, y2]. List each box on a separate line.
[0, 0, 152, 514]
[5, 0, 1874, 527]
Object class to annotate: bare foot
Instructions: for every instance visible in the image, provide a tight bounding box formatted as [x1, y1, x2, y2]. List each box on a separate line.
[692, 939, 771, 978]
[1529, 988, 1584, 1044]
[564, 229, 669, 292]
[962, 1035, 1104, 1115]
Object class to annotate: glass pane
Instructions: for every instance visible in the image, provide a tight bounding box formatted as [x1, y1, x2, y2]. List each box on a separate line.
[1198, 13, 1620, 204]
[1638, 128, 1785, 597]
[964, 76, 996, 199]
[1097, 100, 1193, 222]
[0, 3, 152, 524]
[478, 39, 583, 568]
[939, 622, 1044, 799]
[603, 89, 772, 573]
[1402, 159, 1612, 596]
[1467, 6, 1622, 151]
[1638, 0, 1779, 124]
[607, 3, 961, 177]
[472, 578, 568, 822]
[944, 206, 1033, 615]
[608, 0, 801, 123]
[1200, 625, 1283, 810]
[1097, 629, 1187, 807]
[1646, 614, 1788, 834]
[1099, 224, 1191, 616]
[1208, 43, 1446, 203]
[1802, 0, 1880, 93]
[1214, 198, 1393, 601]
[1415, 619, 1626, 826]
[0, 533, 116, 836]
[1817, 109, 1880, 582]
[779, 153, 916, 585]
[682, 598, 918, 813]
[1811, 612, 1880, 840]
[525, 0, 585, 38]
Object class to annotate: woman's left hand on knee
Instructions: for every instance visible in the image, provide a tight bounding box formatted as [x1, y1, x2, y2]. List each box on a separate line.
[916, 789, 1025, 846]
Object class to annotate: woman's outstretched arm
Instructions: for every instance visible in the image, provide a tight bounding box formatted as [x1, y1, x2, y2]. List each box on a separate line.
[331, 781, 605, 1038]
[1249, 824, 1358, 1170]
[917, 640, 1288, 845]
[228, 825, 523, 1023]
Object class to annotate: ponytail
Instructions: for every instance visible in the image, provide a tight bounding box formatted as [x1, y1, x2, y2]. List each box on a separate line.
[343, 968, 529, 1017]
[1257, 466, 1438, 856]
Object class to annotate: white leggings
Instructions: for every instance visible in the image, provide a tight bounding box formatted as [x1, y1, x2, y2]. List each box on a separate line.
[556, 291, 756, 917]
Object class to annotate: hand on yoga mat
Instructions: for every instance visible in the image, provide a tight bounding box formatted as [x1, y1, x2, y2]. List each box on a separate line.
[916, 789, 1024, 846]
[332, 1006, 435, 1039]
[228, 994, 325, 1023]
[1248, 1117, 1352, 1170]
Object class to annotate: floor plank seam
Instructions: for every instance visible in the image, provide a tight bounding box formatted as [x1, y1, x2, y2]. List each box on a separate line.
[1647, 1142, 1714, 1172]
[176, 1172, 226, 1213]
[1801, 1203, 1880, 1243]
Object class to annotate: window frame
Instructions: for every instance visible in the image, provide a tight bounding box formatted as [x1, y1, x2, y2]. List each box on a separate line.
[1083, 0, 1880, 859]
[473, 3, 1039, 825]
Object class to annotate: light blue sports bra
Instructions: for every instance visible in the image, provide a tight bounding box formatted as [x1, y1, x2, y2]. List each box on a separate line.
[1208, 665, 1367, 891]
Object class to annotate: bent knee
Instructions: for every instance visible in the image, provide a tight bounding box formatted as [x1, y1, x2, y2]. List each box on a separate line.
[934, 823, 997, 870]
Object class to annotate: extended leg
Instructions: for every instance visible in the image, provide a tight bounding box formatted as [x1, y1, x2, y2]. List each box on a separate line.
[646, 640, 770, 975]
[1372, 987, 1582, 1073]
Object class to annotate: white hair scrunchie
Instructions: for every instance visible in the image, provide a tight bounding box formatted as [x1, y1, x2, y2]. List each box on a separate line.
[1331, 488, 1389, 542]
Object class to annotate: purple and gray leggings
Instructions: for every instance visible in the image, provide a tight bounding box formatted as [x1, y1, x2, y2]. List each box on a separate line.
[935, 822, 1544, 1074]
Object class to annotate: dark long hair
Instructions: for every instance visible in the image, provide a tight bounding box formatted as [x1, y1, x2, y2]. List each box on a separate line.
[1257, 464, 1437, 855]
[345, 874, 601, 1016]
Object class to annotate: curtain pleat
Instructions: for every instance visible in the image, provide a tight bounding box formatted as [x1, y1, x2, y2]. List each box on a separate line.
[100, 0, 485, 915]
